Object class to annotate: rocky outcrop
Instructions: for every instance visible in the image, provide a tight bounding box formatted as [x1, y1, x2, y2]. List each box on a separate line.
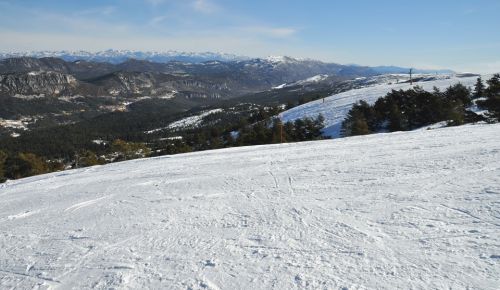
[0, 72, 78, 96]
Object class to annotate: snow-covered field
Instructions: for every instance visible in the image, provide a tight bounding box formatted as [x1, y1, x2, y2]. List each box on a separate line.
[167, 109, 223, 130]
[280, 75, 482, 137]
[0, 123, 499, 289]
[273, 74, 330, 89]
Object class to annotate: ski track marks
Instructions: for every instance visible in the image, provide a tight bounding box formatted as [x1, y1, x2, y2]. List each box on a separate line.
[0, 123, 499, 289]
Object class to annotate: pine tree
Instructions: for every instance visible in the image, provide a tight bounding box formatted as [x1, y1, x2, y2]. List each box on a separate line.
[388, 104, 405, 131]
[4, 155, 31, 179]
[473, 77, 485, 99]
[0, 150, 7, 182]
[341, 103, 372, 137]
[285, 101, 295, 110]
[19, 153, 49, 176]
[482, 74, 500, 120]
[486, 74, 500, 97]
[351, 117, 370, 135]
[77, 150, 104, 167]
[271, 119, 284, 143]
[445, 84, 472, 107]
[314, 114, 325, 136]
[3, 153, 48, 179]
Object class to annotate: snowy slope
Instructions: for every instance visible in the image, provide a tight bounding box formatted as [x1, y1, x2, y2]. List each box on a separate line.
[0, 123, 499, 289]
[168, 109, 223, 130]
[272, 74, 330, 89]
[280, 75, 482, 137]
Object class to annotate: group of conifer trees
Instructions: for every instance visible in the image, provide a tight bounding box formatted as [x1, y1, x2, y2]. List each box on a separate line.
[476, 74, 500, 120]
[0, 108, 325, 182]
[341, 75, 500, 137]
[0, 139, 151, 182]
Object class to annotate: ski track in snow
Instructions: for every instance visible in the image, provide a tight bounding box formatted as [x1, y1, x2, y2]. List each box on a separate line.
[280, 75, 484, 137]
[0, 123, 500, 289]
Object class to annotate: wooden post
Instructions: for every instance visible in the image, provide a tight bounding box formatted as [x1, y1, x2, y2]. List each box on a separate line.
[410, 68, 413, 86]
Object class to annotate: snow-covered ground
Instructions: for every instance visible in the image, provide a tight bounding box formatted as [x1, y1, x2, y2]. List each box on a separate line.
[1, 123, 499, 289]
[144, 109, 223, 134]
[273, 74, 330, 89]
[167, 109, 223, 130]
[280, 75, 482, 137]
[0, 118, 31, 130]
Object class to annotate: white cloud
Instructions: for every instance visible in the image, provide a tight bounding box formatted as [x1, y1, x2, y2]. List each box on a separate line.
[192, 0, 217, 14]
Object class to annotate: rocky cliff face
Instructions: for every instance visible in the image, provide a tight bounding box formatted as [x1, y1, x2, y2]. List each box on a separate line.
[0, 56, 380, 96]
[0, 71, 78, 96]
[87, 71, 232, 99]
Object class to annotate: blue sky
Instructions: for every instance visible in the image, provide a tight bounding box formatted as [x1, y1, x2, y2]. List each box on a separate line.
[1, 0, 499, 72]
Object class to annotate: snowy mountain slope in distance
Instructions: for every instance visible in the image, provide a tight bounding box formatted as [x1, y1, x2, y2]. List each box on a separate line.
[371, 65, 454, 75]
[1, 51, 453, 74]
[1, 123, 500, 289]
[0, 50, 249, 64]
[280, 74, 482, 137]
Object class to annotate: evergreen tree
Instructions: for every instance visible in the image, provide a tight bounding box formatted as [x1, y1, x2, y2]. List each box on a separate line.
[480, 74, 500, 120]
[351, 117, 370, 135]
[388, 104, 405, 131]
[19, 153, 49, 176]
[313, 114, 325, 136]
[4, 155, 31, 180]
[486, 74, 500, 97]
[77, 150, 104, 167]
[283, 122, 295, 141]
[476, 75, 500, 120]
[446, 100, 466, 126]
[0, 150, 7, 182]
[444, 84, 472, 107]
[341, 102, 373, 136]
[3, 153, 48, 179]
[293, 119, 306, 140]
[271, 119, 284, 143]
[111, 139, 151, 160]
[473, 77, 485, 98]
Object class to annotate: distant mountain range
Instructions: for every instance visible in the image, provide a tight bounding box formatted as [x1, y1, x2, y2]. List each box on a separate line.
[0, 51, 458, 142]
[0, 56, 373, 99]
[0, 50, 248, 64]
[371, 65, 454, 75]
[0, 50, 455, 74]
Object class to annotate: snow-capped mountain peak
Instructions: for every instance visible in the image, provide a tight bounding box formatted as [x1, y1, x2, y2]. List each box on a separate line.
[0, 50, 250, 64]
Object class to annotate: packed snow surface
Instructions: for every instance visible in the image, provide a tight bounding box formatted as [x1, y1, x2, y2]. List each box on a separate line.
[1, 124, 500, 289]
[280, 75, 481, 137]
[273, 74, 329, 89]
[167, 109, 223, 130]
